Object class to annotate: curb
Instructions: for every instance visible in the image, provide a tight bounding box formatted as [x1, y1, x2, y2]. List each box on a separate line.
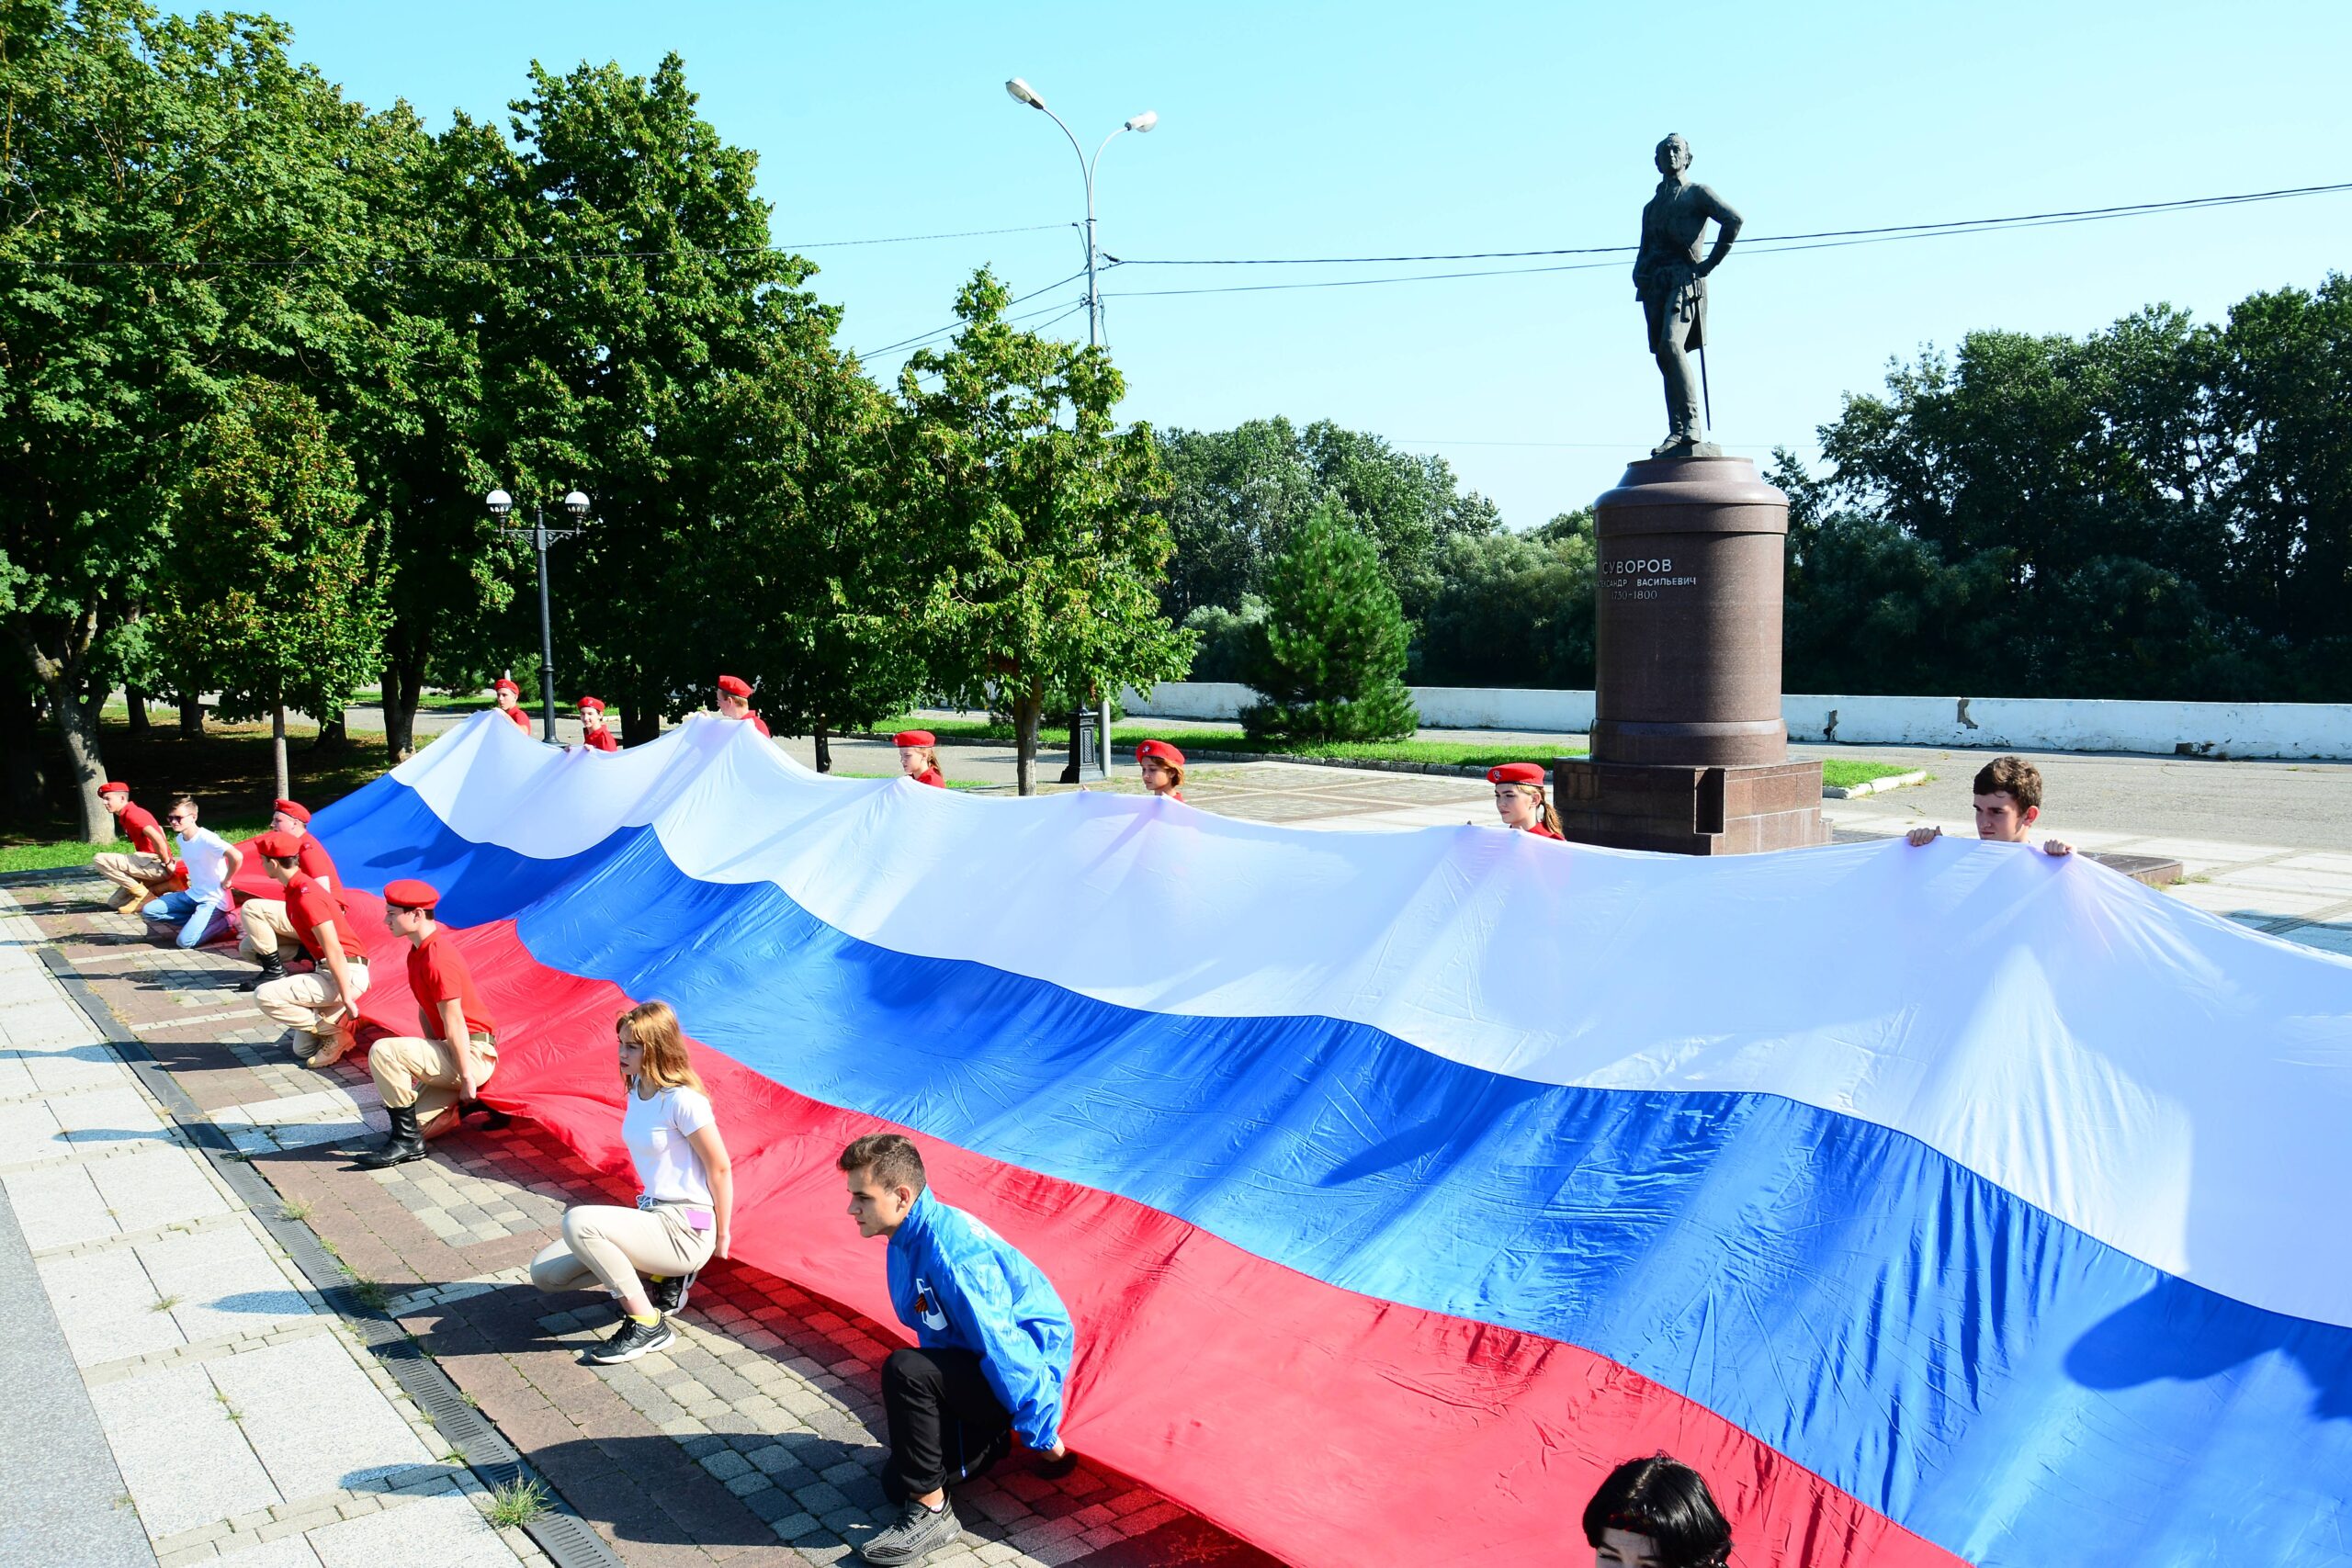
[1822, 770, 1930, 800]
[22, 892, 622, 1568]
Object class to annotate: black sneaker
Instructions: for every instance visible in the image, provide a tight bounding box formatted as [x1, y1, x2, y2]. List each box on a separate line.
[646, 1270, 695, 1314]
[583, 1315, 674, 1365]
[859, 1497, 959, 1566]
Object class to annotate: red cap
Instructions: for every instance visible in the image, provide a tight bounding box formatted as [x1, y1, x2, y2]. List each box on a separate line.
[1135, 739, 1186, 768]
[492, 677, 520, 694]
[716, 674, 752, 698]
[1487, 762, 1545, 785]
[382, 879, 442, 910]
[99, 781, 130, 795]
[578, 696, 605, 713]
[892, 730, 936, 748]
[252, 831, 302, 860]
[271, 798, 311, 823]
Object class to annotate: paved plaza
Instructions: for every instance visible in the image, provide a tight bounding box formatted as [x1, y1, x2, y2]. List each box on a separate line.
[6, 741, 2344, 1568]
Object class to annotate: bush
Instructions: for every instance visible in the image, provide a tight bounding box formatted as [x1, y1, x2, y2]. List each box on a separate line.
[1413, 513, 1596, 688]
[1238, 505, 1419, 744]
[1180, 596, 1267, 683]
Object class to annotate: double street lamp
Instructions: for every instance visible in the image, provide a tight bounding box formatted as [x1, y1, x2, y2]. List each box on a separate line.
[485, 486, 592, 743]
[1005, 78, 1155, 778]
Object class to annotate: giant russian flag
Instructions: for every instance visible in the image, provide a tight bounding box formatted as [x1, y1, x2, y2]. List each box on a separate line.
[311, 711, 2352, 1568]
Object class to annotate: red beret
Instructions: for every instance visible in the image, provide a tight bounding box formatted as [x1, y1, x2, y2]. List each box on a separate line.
[1135, 739, 1186, 768]
[492, 677, 520, 694]
[892, 730, 936, 748]
[252, 831, 302, 860]
[1487, 762, 1546, 785]
[716, 674, 752, 698]
[382, 879, 441, 910]
[271, 798, 311, 823]
[578, 696, 605, 713]
[99, 781, 130, 795]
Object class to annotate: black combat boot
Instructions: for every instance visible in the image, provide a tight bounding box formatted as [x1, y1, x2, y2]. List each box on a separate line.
[238, 952, 288, 992]
[354, 1104, 427, 1169]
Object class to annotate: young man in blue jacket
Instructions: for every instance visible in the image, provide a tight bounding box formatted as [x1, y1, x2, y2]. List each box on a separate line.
[840, 1132, 1074, 1567]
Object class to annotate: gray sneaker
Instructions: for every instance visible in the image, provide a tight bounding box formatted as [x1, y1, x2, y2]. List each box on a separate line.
[859, 1497, 958, 1565]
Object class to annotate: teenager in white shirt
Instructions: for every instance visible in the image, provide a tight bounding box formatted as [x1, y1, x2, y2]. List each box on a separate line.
[528, 999, 735, 1364]
[141, 796, 243, 950]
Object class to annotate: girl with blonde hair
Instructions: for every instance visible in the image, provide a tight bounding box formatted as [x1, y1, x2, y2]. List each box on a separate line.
[529, 1000, 735, 1363]
[1487, 763, 1566, 840]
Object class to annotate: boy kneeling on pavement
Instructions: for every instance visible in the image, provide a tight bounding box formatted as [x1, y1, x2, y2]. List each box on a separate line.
[841, 1133, 1074, 1567]
[1907, 754, 2074, 858]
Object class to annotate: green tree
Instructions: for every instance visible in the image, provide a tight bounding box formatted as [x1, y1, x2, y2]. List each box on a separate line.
[0, 1, 377, 836]
[153, 380, 389, 797]
[1154, 419, 1322, 617]
[1415, 511, 1597, 689]
[898, 269, 1193, 794]
[1239, 503, 1418, 744]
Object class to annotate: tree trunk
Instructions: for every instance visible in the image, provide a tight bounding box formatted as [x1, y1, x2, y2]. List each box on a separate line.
[813, 719, 831, 773]
[271, 705, 290, 801]
[623, 702, 660, 748]
[125, 684, 150, 736]
[178, 693, 203, 737]
[384, 651, 424, 762]
[1013, 684, 1042, 796]
[313, 710, 347, 751]
[59, 692, 110, 841]
[3, 678, 48, 818]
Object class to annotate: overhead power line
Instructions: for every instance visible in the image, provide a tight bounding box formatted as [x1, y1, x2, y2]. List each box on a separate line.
[850, 268, 1091, 360]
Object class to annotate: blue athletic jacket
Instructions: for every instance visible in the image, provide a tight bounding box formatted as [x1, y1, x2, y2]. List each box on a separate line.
[887, 1190, 1075, 1450]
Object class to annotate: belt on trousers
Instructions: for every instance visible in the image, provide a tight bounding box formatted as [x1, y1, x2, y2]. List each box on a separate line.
[637, 1194, 715, 1230]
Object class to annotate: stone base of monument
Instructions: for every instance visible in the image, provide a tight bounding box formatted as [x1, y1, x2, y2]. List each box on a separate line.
[1553, 758, 1827, 856]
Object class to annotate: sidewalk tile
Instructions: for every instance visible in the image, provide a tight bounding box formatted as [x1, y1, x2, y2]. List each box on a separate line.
[86, 1359, 280, 1536]
[205, 1332, 438, 1502]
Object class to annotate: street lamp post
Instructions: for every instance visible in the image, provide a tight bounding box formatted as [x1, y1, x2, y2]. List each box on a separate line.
[1005, 77, 1156, 776]
[485, 486, 592, 743]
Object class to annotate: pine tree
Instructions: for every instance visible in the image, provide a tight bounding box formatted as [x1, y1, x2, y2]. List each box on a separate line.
[1239, 503, 1419, 744]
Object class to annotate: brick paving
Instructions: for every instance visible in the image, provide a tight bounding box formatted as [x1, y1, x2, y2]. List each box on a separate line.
[6, 874, 1278, 1568]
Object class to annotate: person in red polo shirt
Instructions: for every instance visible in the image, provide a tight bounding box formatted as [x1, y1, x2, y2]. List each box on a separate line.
[492, 676, 533, 732]
[715, 674, 770, 738]
[893, 731, 946, 788]
[236, 797, 342, 990]
[576, 695, 619, 752]
[92, 782, 175, 912]
[356, 879, 500, 1170]
[1135, 740, 1187, 803]
[1487, 762, 1566, 840]
[246, 832, 369, 1064]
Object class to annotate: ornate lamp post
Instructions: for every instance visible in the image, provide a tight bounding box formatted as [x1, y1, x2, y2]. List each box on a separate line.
[485, 486, 592, 743]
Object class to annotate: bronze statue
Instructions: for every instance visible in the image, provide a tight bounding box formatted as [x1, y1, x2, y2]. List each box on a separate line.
[1634, 133, 1743, 457]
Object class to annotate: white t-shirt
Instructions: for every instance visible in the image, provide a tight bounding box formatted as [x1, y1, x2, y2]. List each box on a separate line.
[176, 827, 233, 901]
[623, 1084, 716, 1207]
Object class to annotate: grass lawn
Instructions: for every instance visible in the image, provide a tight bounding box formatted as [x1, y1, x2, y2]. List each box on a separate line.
[876, 716, 1589, 772]
[1820, 760, 1924, 791]
[2, 716, 395, 874]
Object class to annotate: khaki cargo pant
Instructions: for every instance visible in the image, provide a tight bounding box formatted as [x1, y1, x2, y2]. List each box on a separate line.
[237, 899, 299, 958]
[254, 959, 370, 1054]
[93, 852, 174, 911]
[529, 1201, 715, 1300]
[367, 1030, 497, 1125]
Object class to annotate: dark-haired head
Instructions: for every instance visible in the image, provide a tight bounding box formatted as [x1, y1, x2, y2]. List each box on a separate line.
[1582, 1455, 1732, 1568]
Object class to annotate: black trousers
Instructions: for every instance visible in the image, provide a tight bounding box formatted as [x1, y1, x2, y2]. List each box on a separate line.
[882, 1345, 1011, 1499]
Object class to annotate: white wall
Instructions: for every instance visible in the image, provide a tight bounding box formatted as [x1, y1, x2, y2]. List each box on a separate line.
[1121, 683, 2352, 761]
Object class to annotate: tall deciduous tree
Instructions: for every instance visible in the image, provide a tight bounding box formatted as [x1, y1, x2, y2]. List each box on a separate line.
[0, 1, 374, 836]
[153, 380, 388, 798]
[898, 270, 1193, 794]
[1239, 502, 1419, 745]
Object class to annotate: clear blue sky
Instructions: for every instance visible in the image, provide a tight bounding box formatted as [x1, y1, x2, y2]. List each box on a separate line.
[184, 0, 2350, 529]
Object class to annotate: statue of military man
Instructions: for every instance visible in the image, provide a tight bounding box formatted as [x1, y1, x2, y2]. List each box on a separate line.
[1634, 133, 1743, 457]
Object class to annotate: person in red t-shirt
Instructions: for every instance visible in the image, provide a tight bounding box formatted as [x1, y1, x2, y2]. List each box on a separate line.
[715, 674, 770, 738]
[93, 782, 176, 911]
[236, 797, 342, 989]
[1135, 740, 1187, 804]
[246, 833, 369, 1063]
[492, 676, 533, 732]
[576, 695, 619, 752]
[893, 730, 947, 788]
[356, 879, 502, 1169]
[1488, 763, 1566, 840]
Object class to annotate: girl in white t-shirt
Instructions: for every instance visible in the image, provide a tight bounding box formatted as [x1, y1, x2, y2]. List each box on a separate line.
[529, 1000, 734, 1364]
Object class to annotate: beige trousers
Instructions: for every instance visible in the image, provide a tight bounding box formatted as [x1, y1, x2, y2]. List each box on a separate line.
[368, 1030, 496, 1123]
[93, 852, 173, 909]
[255, 960, 370, 1049]
[237, 899, 298, 958]
[529, 1202, 715, 1299]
